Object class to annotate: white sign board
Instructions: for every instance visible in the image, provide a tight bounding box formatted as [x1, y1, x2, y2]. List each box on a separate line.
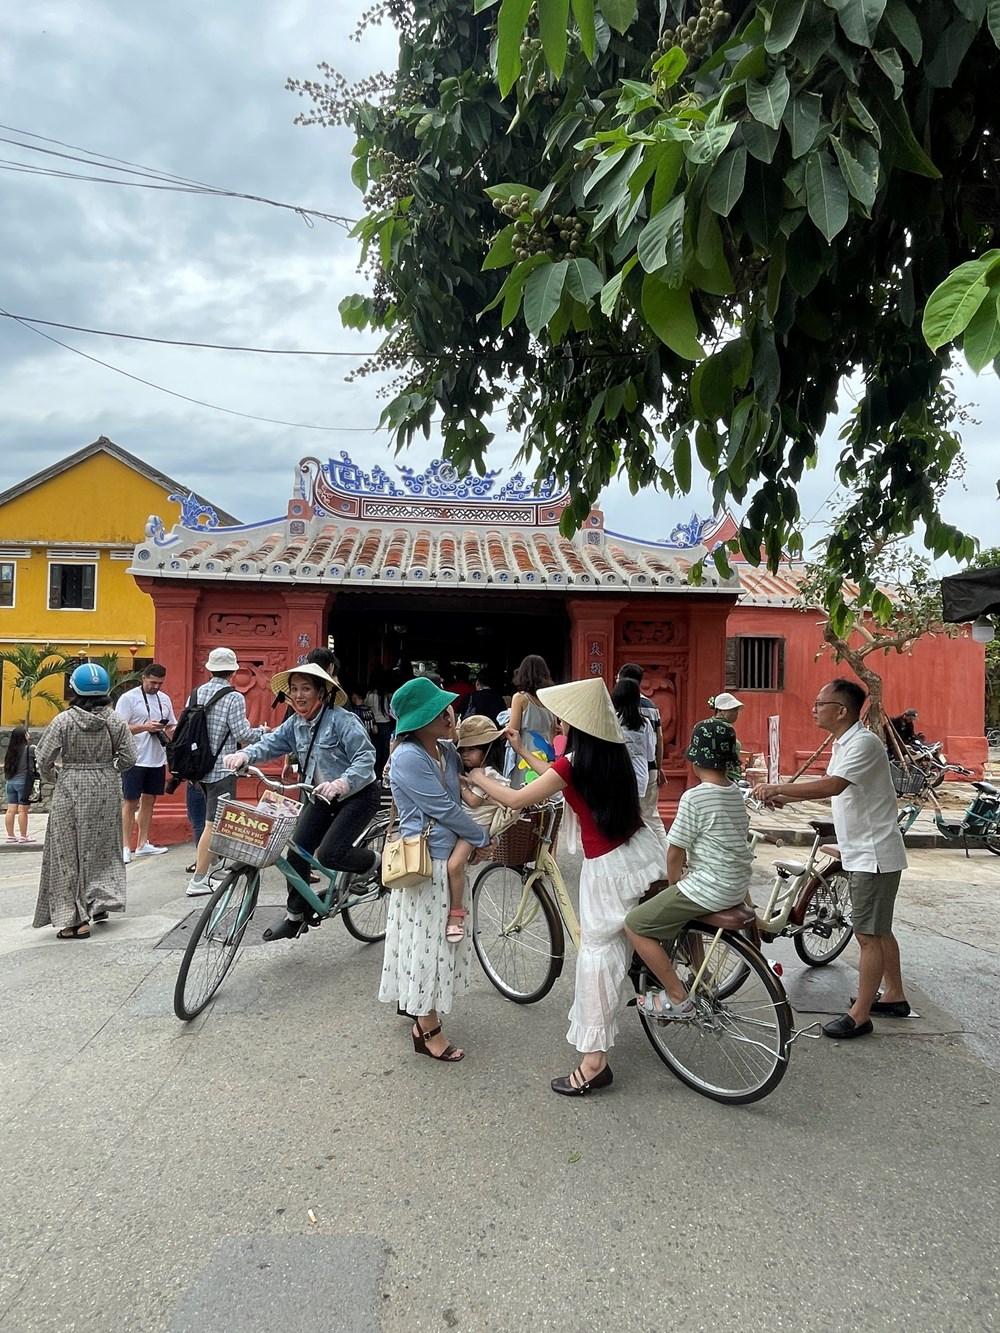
[767, 715, 780, 784]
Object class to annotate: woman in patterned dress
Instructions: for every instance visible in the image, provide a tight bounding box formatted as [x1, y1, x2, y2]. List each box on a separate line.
[378, 676, 490, 1063]
[33, 664, 137, 939]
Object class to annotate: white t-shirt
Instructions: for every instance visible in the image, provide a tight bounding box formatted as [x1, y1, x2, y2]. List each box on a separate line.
[621, 720, 655, 797]
[464, 764, 514, 834]
[827, 722, 908, 873]
[666, 781, 753, 910]
[115, 685, 177, 768]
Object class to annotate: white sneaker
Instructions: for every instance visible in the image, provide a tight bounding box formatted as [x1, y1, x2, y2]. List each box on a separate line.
[135, 842, 168, 857]
[123, 848, 132, 864]
[186, 875, 219, 897]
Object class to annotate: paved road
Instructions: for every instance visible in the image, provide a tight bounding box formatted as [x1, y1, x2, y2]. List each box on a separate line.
[1, 820, 998, 1332]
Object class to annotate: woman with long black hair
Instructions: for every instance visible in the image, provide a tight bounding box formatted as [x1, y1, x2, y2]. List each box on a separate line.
[470, 677, 665, 1096]
[4, 726, 35, 843]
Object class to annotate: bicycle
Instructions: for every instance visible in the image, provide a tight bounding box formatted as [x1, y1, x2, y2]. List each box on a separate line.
[894, 759, 973, 835]
[173, 767, 390, 1021]
[471, 802, 804, 1104]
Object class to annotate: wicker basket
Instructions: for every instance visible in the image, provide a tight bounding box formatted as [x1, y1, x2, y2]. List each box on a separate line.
[890, 762, 929, 797]
[209, 798, 299, 868]
[493, 804, 563, 868]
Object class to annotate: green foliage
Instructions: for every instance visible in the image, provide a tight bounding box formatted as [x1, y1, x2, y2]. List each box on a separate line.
[90, 653, 143, 703]
[969, 545, 1000, 729]
[305, 0, 1000, 612]
[0, 644, 69, 726]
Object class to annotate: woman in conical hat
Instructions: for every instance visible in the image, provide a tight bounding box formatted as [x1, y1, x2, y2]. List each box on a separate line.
[468, 676, 665, 1097]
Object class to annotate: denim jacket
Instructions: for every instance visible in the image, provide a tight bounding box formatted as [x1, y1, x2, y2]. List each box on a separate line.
[389, 739, 488, 859]
[243, 705, 376, 795]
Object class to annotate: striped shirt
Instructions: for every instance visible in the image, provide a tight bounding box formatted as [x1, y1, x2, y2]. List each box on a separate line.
[666, 781, 753, 910]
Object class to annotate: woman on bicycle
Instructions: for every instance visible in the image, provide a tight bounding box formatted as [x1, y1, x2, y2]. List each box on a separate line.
[469, 677, 664, 1097]
[378, 677, 491, 1064]
[226, 662, 379, 942]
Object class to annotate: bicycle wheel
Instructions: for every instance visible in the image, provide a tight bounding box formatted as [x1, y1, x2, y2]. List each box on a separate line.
[472, 863, 564, 1003]
[793, 868, 853, 965]
[984, 828, 1000, 856]
[639, 924, 791, 1105]
[897, 801, 920, 834]
[341, 827, 390, 942]
[174, 866, 260, 1021]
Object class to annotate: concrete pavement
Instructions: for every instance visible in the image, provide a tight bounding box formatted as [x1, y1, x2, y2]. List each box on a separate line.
[1, 816, 999, 1332]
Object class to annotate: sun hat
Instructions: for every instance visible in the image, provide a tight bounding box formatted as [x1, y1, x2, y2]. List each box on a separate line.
[391, 676, 459, 734]
[457, 715, 504, 749]
[269, 662, 348, 708]
[537, 678, 624, 745]
[686, 718, 741, 771]
[204, 647, 239, 672]
[69, 663, 111, 697]
[709, 692, 744, 711]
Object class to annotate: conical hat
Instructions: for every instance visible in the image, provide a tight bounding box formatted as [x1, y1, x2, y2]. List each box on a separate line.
[537, 678, 624, 745]
[270, 662, 347, 708]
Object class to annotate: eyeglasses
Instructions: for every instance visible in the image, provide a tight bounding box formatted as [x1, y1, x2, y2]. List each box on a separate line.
[812, 699, 841, 711]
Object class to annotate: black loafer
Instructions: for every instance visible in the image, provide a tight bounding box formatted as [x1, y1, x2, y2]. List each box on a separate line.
[551, 1064, 613, 1096]
[851, 995, 910, 1017]
[823, 1014, 874, 1039]
[262, 917, 307, 942]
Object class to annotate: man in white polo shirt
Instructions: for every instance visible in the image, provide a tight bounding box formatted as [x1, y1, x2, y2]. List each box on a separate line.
[754, 677, 909, 1040]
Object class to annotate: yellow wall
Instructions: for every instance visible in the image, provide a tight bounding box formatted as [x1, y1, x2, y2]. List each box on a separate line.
[0, 451, 188, 723]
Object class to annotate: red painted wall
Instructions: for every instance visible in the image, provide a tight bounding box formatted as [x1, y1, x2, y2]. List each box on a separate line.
[725, 604, 987, 777]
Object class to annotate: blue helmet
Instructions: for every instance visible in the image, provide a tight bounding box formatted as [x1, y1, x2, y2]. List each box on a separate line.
[69, 663, 111, 697]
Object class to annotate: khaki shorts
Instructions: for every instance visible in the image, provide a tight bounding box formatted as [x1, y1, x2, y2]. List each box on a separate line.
[848, 870, 902, 936]
[625, 885, 705, 944]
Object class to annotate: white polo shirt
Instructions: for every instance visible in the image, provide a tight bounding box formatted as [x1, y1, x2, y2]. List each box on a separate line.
[827, 722, 907, 873]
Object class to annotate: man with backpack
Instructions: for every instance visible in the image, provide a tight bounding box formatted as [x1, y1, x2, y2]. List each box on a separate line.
[175, 647, 266, 896]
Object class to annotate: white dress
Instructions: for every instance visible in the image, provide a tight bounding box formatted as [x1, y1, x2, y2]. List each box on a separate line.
[378, 860, 473, 1016]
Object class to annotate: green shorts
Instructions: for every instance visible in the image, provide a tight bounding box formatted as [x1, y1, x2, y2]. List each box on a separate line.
[625, 885, 706, 944]
[848, 870, 902, 936]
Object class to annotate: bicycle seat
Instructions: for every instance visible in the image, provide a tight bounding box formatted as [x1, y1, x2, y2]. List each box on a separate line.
[774, 859, 807, 878]
[808, 819, 836, 837]
[695, 903, 757, 931]
[973, 780, 998, 796]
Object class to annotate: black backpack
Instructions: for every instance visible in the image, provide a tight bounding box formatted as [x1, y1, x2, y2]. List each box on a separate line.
[166, 685, 236, 782]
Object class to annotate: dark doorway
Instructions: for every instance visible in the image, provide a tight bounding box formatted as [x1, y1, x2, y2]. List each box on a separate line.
[327, 589, 571, 697]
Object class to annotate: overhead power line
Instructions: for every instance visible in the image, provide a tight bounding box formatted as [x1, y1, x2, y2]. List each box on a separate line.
[0, 123, 359, 229]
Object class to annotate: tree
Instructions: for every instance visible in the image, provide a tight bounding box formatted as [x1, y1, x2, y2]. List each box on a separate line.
[967, 545, 1000, 730]
[89, 653, 143, 704]
[0, 645, 69, 726]
[294, 0, 999, 611]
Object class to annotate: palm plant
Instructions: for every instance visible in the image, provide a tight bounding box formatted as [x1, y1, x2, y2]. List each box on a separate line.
[0, 643, 70, 725]
[90, 652, 143, 703]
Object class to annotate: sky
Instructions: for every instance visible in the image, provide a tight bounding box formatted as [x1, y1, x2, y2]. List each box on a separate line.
[0, 1, 996, 566]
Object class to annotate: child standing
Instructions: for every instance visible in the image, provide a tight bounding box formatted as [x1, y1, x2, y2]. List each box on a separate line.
[443, 715, 511, 942]
[4, 727, 36, 843]
[624, 719, 753, 1018]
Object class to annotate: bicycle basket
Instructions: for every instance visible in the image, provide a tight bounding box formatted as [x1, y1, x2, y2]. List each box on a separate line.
[209, 798, 298, 868]
[890, 761, 929, 797]
[493, 803, 563, 868]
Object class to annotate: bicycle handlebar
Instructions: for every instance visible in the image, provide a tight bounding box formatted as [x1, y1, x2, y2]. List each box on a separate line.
[236, 764, 330, 803]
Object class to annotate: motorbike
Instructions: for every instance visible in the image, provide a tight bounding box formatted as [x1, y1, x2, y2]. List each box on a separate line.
[905, 738, 958, 789]
[934, 780, 1000, 856]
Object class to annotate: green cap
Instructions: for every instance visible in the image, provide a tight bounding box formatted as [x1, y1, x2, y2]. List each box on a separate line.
[685, 718, 740, 771]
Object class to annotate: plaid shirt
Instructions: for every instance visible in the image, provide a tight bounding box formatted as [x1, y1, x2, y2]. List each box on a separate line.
[192, 677, 263, 784]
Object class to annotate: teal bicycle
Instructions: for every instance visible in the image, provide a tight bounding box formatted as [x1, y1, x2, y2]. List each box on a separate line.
[173, 767, 390, 1021]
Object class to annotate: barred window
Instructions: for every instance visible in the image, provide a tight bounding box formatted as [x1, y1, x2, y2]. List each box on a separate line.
[725, 636, 785, 691]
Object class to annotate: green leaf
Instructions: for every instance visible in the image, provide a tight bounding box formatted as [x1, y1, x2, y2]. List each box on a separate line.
[925, 16, 979, 87]
[921, 256, 999, 350]
[538, 0, 570, 78]
[673, 432, 692, 491]
[565, 257, 604, 302]
[990, 0, 1000, 48]
[637, 194, 685, 277]
[571, 0, 597, 58]
[784, 92, 823, 158]
[765, 0, 808, 52]
[695, 423, 721, 471]
[830, 135, 877, 210]
[747, 67, 790, 130]
[652, 45, 688, 89]
[485, 183, 541, 207]
[599, 256, 637, 314]
[690, 337, 751, 418]
[483, 224, 517, 270]
[826, 0, 887, 46]
[884, 0, 922, 62]
[706, 146, 747, 216]
[597, 0, 636, 34]
[497, 0, 532, 97]
[804, 147, 849, 241]
[874, 87, 940, 178]
[640, 275, 705, 360]
[962, 289, 1000, 374]
[523, 259, 570, 334]
[871, 47, 904, 98]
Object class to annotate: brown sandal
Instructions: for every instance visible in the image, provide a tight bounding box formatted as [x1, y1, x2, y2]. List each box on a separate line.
[411, 1022, 464, 1063]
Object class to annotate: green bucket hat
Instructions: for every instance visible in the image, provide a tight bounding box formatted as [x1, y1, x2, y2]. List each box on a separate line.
[685, 718, 740, 771]
[391, 676, 459, 734]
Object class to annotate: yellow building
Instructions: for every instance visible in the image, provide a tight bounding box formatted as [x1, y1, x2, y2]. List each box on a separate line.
[0, 437, 238, 724]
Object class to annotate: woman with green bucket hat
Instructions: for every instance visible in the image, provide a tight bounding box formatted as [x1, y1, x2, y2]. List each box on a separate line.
[378, 676, 491, 1063]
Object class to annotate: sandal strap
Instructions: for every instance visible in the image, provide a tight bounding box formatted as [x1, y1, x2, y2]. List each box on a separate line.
[447, 908, 468, 919]
[415, 1023, 442, 1040]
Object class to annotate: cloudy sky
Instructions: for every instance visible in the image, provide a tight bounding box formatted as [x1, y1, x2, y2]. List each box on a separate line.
[0, 1, 995, 564]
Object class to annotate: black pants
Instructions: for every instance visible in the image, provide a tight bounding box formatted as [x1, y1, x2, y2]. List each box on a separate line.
[285, 782, 381, 915]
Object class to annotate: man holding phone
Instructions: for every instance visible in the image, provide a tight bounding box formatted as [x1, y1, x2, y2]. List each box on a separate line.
[116, 663, 177, 861]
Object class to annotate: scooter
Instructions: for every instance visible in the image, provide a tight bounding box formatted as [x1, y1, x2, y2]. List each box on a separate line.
[934, 781, 1000, 856]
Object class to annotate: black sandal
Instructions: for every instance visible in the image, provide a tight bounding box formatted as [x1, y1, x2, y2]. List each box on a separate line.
[91, 911, 109, 922]
[262, 917, 308, 942]
[56, 923, 91, 940]
[411, 1022, 464, 1063]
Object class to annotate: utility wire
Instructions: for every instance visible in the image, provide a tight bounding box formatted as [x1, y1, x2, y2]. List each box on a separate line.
[0, 305, 385, 432]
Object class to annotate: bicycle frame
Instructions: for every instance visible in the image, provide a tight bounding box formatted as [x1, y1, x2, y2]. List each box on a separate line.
[749, 827, 843, 940]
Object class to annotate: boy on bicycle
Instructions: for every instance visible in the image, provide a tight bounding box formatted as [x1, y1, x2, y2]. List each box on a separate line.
[624, 719, 753, 1019]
